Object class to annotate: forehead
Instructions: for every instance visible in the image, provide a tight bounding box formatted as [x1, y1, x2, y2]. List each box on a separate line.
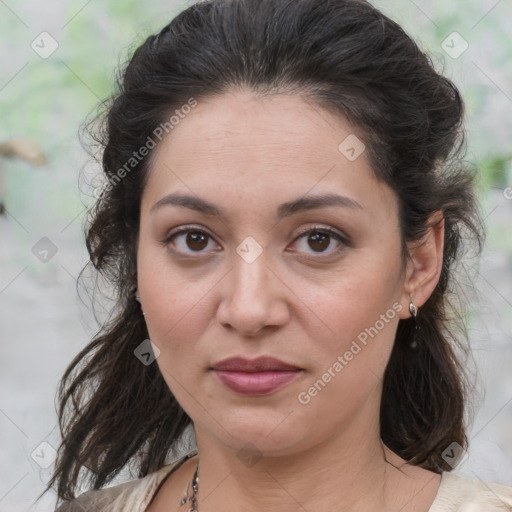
[157, 90, 355, 162]
[141, 90, 397, 220]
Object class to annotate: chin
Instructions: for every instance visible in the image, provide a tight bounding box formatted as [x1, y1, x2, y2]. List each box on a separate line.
[218, 418, 305, 454]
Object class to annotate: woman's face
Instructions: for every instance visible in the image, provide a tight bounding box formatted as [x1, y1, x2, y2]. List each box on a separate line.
[137, 90, 421, 455]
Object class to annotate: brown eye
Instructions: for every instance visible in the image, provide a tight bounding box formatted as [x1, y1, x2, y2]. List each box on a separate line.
[307, 231, 331, 252]
[291, 227, 348, 258]
[183, 231, 209, 251]
[163, 228, 217, 254]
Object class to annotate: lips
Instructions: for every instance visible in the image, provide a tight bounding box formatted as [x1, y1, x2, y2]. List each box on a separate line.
[210, 356, 303, 396]
[211, 355, 301, 372]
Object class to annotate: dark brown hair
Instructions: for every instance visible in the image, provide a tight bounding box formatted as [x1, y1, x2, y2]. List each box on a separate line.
[44, 0, 485, 506]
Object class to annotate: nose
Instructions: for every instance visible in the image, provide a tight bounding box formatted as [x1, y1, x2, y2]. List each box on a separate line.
[216, 247, 289, 337]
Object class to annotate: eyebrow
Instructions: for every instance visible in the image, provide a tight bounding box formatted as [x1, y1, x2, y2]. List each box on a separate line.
[150, 192, 363, 219]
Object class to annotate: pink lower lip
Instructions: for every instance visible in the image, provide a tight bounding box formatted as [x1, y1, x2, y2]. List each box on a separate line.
[213, 370, 302, 396]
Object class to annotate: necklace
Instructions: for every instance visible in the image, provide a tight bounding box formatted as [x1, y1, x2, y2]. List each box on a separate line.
[179, 457, 199, 512]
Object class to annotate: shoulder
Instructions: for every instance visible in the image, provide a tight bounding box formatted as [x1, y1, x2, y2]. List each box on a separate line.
[431, 471, 512, 511]
[55, 449, 198, 512]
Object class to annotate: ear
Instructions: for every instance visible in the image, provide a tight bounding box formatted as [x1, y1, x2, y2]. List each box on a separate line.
[398, 210, 445, 319]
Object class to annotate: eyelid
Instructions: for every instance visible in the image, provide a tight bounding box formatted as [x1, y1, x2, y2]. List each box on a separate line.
[160, 224, 218, 248]
[293, 224, 350, 245]
[160, 223, 350, 257]
[287, 224, 350, 259]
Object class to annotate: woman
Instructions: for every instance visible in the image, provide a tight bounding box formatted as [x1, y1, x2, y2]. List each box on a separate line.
[44, 0, 512, 510]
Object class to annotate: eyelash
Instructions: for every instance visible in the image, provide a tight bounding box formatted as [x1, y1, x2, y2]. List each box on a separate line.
[160, 224, 349, 259]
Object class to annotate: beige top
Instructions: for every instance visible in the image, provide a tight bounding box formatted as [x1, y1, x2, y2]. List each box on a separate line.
[56, 449, 512, 511]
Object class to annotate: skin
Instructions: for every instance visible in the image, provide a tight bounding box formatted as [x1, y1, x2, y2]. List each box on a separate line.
[137, 89, 445, 512]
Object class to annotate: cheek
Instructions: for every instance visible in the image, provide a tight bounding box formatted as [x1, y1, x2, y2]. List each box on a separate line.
[138, 228, 207, 318]
[136, 240, 209, 362]
[302, 260, 401, 381]
[298, 293, 399, 418]
[313, 264, 399, 335]
[141, 276, 211, 355]
[138, 270, 211, 401]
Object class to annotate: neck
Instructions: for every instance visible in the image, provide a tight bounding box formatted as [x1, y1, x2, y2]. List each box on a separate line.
[191, 422, 405, 511]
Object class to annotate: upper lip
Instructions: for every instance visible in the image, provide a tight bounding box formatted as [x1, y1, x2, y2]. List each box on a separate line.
[211, 356, 301, 372]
